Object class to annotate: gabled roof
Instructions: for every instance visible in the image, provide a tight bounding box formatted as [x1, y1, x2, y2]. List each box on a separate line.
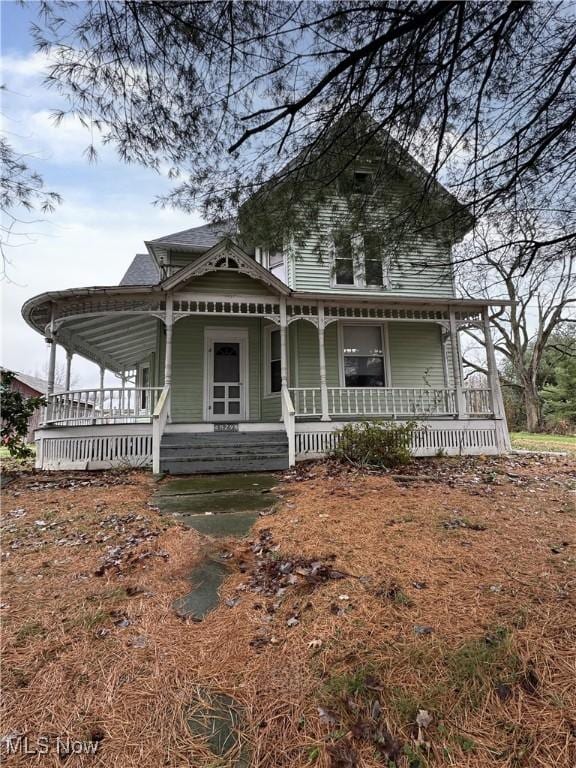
[148, 220, 237, 251]
[1, 368, 65, 395]
[241, 113, 474, 240]
[161, 239, 290, 294]
[120, 253, 160, 286]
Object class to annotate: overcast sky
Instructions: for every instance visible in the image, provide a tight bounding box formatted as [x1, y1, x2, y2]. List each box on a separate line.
[1, 1, 201, 387]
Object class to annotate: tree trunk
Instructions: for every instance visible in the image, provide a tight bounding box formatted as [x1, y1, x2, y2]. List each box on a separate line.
[524, 384, 542, 433]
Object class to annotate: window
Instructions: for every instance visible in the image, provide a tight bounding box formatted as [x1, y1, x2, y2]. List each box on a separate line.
[334, 232, 355, 285]
[138, 363, 150, 410]
[268, 328, 282, 393]
[268, 250, 287, 283]
[338, 170, 375, 195]
[333, 232, 388, 289]
[352, 170, 374, 195]
[364, 233, 384, 287]
[342, 325, 386, 387]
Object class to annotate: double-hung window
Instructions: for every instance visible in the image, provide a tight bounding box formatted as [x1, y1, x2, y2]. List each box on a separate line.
[333, 232, 355, 286]
[342, 325, 386, 387]
[332, 232, 388, 289]
[363, 233, 385, 287]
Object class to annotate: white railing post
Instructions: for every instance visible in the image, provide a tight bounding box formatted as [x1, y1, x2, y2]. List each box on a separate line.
[282, 386, 296, 466]
[448, 308, 466, 418]
[152, 385, 171, 474]
[317, 303, 331, 422]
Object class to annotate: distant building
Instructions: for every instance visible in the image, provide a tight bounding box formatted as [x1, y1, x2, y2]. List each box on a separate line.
[1, 370, 55, 443]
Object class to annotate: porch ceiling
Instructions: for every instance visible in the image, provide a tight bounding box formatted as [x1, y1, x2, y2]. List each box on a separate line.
[56, 314, 159, 372]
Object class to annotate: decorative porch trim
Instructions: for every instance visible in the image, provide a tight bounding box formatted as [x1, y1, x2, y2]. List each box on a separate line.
[161, 239, 291, 294]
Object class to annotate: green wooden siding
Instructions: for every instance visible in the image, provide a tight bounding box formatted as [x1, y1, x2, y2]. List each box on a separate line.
[179, 270, 272, 295]
[286, 168, 456, 296]
[154, 316, 448, 422]
[387, 323, 447, 388]
[290, 321, 339, 388]
[169, 317, 262, 422]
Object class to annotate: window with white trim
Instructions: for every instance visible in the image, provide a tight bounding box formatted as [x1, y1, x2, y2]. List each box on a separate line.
[332, 232, 388, 289]
[260, 247, 287, 283]
[342, 325, 386, 387]
[268, 250, 286, 283]
[266, 328, 282, 394]
[334, 232, 355, 286]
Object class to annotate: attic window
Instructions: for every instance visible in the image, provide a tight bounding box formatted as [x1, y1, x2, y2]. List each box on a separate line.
[352, 171, 374, 194]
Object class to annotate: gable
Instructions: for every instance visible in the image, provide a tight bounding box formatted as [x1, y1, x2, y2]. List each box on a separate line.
[239, 115, 473, 250]
[162, 239, 289, 295]
[177, 270, 273, 296]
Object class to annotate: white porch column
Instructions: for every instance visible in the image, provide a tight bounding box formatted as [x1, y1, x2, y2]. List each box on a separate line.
[46, 339, 57, 396]
[448, 308, 466, 418]
[317, 302, 331, 422]
[164, 293, 174, 421]
[98, 366, 105, 421]
[164, 294, 174, 387]
[46, 303, 57, 396]
[64, 350, 73, 391]
[482, 307, 511, 451]
[279, 297, 288, 389]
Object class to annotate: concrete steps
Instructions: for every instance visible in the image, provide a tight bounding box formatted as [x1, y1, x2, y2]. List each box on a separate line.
[159, 431, 289, 474]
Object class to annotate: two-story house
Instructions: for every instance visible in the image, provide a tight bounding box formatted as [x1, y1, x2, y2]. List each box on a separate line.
[23, 127, 510, 472]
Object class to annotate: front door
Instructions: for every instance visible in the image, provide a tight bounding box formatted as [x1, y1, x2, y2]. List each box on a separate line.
[205, 330, 248, 421]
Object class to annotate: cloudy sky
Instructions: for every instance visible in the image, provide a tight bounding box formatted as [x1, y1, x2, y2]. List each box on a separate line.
[1, 1, 201, 387]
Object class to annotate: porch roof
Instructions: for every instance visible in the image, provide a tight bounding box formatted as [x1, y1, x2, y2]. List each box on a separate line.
[22, 282, 510, 373]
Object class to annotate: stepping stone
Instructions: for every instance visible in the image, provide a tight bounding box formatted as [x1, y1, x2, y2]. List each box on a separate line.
[157, 490, 276, 515]
[186, 686, 250, 767]
[155, 473, 278, 497]
[173, 558, 231, 620]
[178, 511, 260, 538]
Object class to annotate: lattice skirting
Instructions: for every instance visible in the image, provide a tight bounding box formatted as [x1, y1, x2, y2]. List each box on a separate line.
[295, 419, 509, 459]
[36, 426, 153, 470]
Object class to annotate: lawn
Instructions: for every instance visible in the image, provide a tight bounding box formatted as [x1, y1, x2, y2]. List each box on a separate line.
[1, 454, 575, 767]
[510, 431, 576, 454]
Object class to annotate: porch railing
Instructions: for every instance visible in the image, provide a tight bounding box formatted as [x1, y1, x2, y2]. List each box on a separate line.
[152, 385, 171, 474]
[44, 387, 164, 425]
[464, 388, 493, 417]
[290, 387, 494, 419]
[281, 385, 296, 466]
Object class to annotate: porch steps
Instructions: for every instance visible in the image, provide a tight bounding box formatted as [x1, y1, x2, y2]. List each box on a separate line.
[159, 431, 289, 474]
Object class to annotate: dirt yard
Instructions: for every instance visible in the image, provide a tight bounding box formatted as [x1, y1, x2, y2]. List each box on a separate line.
[1, 454, 575, 768]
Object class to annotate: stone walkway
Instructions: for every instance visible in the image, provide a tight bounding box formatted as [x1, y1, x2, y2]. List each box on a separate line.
[153, 473, 280, 765]
[153, 473, 279, 620]
[153, 473, 278, 538]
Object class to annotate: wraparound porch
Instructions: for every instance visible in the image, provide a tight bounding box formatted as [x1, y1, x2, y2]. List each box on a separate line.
[23, 249, 510, 471]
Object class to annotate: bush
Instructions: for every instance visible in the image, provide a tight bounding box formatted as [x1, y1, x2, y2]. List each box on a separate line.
[331, 420, 416, 468]
[1, 370, 46, 458]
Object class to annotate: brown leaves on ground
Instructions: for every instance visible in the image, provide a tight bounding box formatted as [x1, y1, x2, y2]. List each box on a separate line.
[1, 455, 576, 768]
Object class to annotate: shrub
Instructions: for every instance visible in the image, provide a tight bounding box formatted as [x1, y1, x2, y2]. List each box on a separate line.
[1, 370, 46, 458]
[331, 420, 416, 468]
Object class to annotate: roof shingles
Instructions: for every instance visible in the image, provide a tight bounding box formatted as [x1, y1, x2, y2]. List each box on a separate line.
[119, 253, 161, 286]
